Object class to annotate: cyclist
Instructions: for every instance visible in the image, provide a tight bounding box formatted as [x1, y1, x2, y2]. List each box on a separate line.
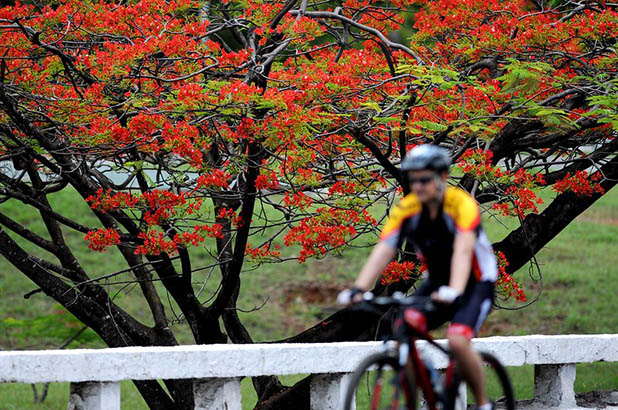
[339, 144, 497, 410]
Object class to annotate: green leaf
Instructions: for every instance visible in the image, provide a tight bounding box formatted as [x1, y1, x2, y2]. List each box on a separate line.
[416, 120, 448, 132]
[535, 109, 561, 116]
[406, 127, 423, 135]
[374, 116, 399, 124]
[360, 101, 382, 112]
[496, 59, 555, 95]
[598, 117, 618, 130]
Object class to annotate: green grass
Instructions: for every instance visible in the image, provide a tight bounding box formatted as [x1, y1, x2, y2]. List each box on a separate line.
[0, 186, 617, 408]
[0, 376, 313, 410]
[0, 382, 148, 410]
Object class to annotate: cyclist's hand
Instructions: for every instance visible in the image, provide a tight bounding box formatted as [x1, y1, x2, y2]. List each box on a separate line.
[337, 287, 365, 305]
[431, 286, 461, 304]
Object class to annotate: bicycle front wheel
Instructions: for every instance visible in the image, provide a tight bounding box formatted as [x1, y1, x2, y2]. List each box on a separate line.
[343, 352, 416, 410]
[447, 351, 515, 410]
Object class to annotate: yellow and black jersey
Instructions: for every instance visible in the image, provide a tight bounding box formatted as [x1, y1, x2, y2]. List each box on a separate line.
[379, 186, 497, 284]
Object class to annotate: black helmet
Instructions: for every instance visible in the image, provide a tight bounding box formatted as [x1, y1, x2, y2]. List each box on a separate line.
[401, 144, 451, 172]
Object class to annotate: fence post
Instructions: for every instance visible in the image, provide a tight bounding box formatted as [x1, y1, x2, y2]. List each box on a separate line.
[193, 378, 242, 410]
[534, 364, 577, 408]
[310, 373, 354, 410]
[67, 381, 120, 410]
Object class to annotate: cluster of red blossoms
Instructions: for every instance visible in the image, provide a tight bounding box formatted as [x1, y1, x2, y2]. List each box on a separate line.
[141, 190, 188, 225]
[85, 188, 140, 212]
[84, 228, 121, 252]
[255, 170, 281, 190]
[134, 224, 223, 256]
[196, 169, 231, 190]
[381, 261, 417, 285]
[495, 251, 526, 302]
[458, 148, 504, 180]
[553, 170, 605, 197]
[282, 191, 313, 210]
[217, 207, 244, 228]
[328, 180, 358, 195]
[84, 186, 226, 254]
[284, 208, 376, 262]
[457, 149, 546, 218]
[459, 149, 606, 217]
[495, 186, 545, 218]
[245, 243, 281, 261]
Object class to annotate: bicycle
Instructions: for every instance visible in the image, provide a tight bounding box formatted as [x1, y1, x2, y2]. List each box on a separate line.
[342, 292, 515, 410]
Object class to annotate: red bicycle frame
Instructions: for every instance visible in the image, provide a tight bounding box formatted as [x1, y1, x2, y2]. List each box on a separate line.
[403, 324, 459, 410]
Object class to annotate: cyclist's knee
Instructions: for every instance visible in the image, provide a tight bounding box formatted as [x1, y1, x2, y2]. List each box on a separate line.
[404, 308, 427, 332]
[447, 324, 475, 350]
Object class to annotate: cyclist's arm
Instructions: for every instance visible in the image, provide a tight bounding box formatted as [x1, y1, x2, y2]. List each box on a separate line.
[449, 230, 476, 294]
[354, 241, 396, 291]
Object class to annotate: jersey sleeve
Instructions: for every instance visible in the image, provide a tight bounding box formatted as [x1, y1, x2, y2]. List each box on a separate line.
[379, 195, 420, 248]
[454, 191, 481, 232]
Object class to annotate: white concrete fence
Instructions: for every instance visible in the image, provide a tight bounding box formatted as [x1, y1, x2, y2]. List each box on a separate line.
[1, 334, 617, 410]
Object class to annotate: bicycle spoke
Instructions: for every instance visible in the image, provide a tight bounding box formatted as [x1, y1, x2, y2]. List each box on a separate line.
[344, 353, 417, 410]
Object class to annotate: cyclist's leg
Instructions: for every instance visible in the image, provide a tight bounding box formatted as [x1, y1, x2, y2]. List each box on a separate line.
[446, 281, 495, 407]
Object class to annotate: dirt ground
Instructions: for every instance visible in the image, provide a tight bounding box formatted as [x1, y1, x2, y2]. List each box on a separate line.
[514, 390, 618, 409]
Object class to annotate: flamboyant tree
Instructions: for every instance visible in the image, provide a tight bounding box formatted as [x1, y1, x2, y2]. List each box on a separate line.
[0, 0, 617, 407]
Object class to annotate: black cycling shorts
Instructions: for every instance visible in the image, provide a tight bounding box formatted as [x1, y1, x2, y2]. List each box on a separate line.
[411, 279, 495, 336]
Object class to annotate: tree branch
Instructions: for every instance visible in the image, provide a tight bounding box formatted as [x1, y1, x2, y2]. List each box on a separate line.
[0, 211, 57, 254]
[289, 10, 424, 64]
[493, 153, 618, 274]
[354, 128, 403, 186]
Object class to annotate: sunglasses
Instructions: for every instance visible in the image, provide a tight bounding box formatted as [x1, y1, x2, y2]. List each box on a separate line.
[409, 175, 435, 185]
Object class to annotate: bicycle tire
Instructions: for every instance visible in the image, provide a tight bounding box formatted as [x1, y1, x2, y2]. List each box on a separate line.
[343, 352, 417, 410]
[446, 351, 515, 410]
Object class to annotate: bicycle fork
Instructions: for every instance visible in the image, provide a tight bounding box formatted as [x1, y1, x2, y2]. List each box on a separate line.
[376, 342, 413, 410]
[410, 344, 442, 410]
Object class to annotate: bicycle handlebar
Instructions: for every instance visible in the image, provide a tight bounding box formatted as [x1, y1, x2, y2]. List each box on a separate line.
[355, 291, 437, 312]
[347, 291, 442, 344]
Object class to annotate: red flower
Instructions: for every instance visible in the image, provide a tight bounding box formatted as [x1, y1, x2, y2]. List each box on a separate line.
[553, 171, 604, 197]
[381, 261, 417, 285]
[85, 228, 121, 252]
[495, 251, 526, 302]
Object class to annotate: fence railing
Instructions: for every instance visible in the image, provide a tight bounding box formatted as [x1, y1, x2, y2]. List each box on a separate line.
[1, 334, 617, 409]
